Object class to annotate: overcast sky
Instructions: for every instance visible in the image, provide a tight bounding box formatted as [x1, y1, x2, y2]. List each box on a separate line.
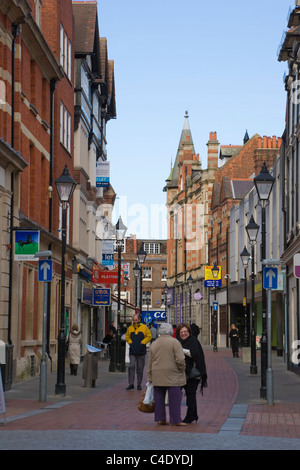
[97, 0, 292, 239]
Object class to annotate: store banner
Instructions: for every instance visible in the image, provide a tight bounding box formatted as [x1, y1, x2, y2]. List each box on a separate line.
[14, 230, 40, 261]
[93, 288, 111, 306]
[102, 240, 114, 266]
[96, 161, 110, 187]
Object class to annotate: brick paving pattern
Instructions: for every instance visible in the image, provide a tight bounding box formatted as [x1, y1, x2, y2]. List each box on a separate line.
[1, 348, 300, 443]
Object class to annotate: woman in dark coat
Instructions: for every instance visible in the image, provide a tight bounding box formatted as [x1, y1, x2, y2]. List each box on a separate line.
[177, 323, 207, 424]
[229, 324, 240, 358]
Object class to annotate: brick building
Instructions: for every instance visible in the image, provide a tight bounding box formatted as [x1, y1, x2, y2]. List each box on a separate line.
[0, 0, 117, 386]
[111, 237, 167, 328]
[72, 0, 116, 353]
[210, 133, 281, 347]
[164, 113, 215, 343]
[0, 0, 71, 387]
[164, 112, 281, 347]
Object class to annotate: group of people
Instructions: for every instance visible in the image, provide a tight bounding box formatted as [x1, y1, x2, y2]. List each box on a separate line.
[125, 314, 207, 426]
[66, 315, 240, 427]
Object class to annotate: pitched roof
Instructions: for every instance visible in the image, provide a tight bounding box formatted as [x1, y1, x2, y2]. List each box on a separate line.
[231, 180, 254, 199]
[107, 60, 116, 119]
[72, 1, 101, 78]
[213, 178, 253, 206]
[219, 145, 242, 160]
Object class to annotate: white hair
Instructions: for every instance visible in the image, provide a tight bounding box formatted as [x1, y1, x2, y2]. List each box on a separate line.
[158, 323, 173, 336]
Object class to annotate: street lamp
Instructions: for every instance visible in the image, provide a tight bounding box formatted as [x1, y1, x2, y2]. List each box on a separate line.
[137, 244, 147, 316]
[133, 261, 140, 312]
[114, 216, 127, 372]
[187, 274, 193, 323]
[164, 283, 168, 319]
[54, 165, 76, 396]
[211, 262, 219, 352]
[123, 276, 129, 323]
[240, 246, 250, 347]
[254, 161, 275, 399]
[246, 215, 260, 375]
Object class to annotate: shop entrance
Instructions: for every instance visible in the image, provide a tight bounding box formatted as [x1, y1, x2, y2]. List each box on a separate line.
[229, 303, 250, 347]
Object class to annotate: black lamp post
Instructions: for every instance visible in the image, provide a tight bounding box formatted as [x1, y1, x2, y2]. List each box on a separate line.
[133, 261, 140, 312]
[240, 246, 250, 347]
[211, 262, 219, 352]
[114, 216, 127, 372]
[137, 245, 147, 317]
[187, 274, 193, 323]
[54, 165, 76, 396]
[254, 162, 275, 399]
[164, 283, 168, 319]
[246, 215, 260, 375]
[123, 276, 129, 324]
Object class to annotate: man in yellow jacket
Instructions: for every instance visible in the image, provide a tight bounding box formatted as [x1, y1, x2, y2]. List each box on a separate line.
[125, 314, 152, 390]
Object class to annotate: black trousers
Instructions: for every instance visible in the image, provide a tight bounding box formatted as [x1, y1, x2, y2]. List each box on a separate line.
[183, 378, 200, 422]
[231, 339, 239, 356]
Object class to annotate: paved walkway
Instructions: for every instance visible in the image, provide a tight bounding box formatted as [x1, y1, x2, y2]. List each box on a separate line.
[1, 347, 300, 450]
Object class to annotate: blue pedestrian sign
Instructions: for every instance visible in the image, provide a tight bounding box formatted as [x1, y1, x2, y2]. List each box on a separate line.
[263, 267, 278, 290]
[38, 259, 53, 282]
[213, 302, 218, 311]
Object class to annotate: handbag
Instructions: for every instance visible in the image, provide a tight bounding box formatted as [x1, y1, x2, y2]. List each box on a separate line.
[188, 366, 201, 379]
[138, 382, 154, 413]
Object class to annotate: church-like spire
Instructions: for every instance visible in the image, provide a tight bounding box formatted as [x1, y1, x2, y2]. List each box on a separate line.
[164, 111, 196, 190]
[244, 130, 249, 144]
[183, 110, 190, 130]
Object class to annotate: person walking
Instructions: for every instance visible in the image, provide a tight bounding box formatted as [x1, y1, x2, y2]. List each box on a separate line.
[125, 314, 152, 390]
[229, 324, 240, 357]
[177, 323, 207, 424]
[147, 322, 187, 426]
[67, 323, 82, 376]
[149, 322, 157, 343]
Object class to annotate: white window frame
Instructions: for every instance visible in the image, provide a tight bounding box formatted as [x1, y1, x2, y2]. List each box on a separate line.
[161, 266, 167, 280]
[142, 290, 152, 307]
[60, 23, 72, 80]
[60, 101, 71, 153]
[142, 266, 152, 281]
[113, 239, 126, 253]
[144, 242, 160, 254]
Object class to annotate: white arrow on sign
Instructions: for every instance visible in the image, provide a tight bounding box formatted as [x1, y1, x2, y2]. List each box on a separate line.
[40, 261, 51, 280]
[266, 269, 276, 285]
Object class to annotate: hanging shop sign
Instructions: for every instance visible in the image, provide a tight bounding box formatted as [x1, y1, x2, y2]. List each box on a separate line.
[204, 265, 221, 288]
[14, 230, 40, 261]
[102, 240, 114, 266]
[96, 161, 110, 187]
[81, 284, 93, 305]
[166, 288, 174, 305]
[112, 262, 130, 278]
[93, 288, 111, 306]
[96, 269, 124, 285]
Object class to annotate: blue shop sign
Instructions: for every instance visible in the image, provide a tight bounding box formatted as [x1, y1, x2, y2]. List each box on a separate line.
[82, 285, 93, 305]
[142, 310, 166, 325]
[93, 288, 111, 306]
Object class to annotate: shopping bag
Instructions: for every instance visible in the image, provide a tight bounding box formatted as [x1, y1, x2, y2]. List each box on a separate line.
[138, 382, 154, 413]
[143, 382, 154, 404]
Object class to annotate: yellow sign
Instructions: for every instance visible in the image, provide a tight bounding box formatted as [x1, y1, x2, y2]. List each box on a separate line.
[205, 266, 222, 281]
[243, 297, 247, 306]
